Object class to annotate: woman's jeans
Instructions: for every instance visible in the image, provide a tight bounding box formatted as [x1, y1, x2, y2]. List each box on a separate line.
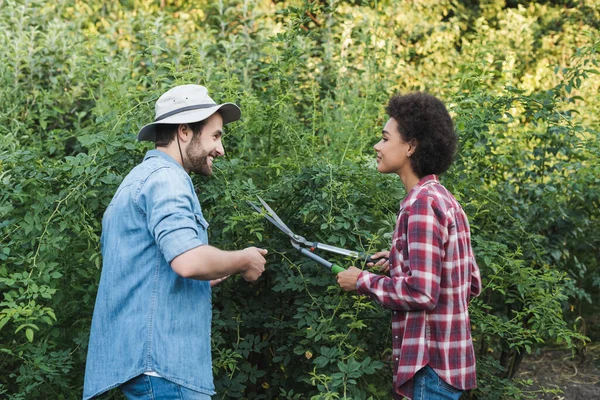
[121, 374, 212, 400]
[412, 365, 464, 400]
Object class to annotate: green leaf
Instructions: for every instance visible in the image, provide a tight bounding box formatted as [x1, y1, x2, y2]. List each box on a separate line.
[0, 315, 10, 331]
[26, 328, 34, 343]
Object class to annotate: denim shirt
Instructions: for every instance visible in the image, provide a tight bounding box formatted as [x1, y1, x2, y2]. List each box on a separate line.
[83, 150, 215, 399]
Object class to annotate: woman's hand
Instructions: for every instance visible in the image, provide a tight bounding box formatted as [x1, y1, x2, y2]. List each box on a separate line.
[336, 266, 363, 291]
[367, 250, 390, 274]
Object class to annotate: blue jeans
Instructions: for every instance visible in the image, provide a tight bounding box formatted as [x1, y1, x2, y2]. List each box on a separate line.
[412, 365, 463, 400]
[121, 375, 212, 400]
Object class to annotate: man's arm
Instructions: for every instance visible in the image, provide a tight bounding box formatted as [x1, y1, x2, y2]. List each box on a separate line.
[136, 168, 267, 282]
[171, 245, 267, 282]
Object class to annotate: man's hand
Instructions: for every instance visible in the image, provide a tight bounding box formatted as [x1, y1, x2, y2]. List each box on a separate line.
[240, 247, 268, 282]
[367, 250, 390, 274]
[210, 275, 229, 287]
[336, 266, 362, 291]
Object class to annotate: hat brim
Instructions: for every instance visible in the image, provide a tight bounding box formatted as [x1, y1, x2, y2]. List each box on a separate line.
[137, 103, 241, 142]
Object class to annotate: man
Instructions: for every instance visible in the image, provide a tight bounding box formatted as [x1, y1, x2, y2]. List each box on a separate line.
[337, 93, 482, 400]
[83, 84, 267, 399]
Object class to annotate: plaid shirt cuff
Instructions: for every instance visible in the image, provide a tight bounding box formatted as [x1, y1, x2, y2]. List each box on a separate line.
[356, 270, 373, 294]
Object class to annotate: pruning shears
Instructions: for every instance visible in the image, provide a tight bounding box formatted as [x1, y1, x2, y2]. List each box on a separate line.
[247, 196, 384, 275]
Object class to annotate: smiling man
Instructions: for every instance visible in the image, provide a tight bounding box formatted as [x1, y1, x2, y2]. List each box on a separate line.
[337, 93, 482, 400]
[83, 85, 268, 400]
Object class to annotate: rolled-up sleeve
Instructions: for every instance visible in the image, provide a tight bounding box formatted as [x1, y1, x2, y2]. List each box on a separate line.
[135, 167, 206, 263]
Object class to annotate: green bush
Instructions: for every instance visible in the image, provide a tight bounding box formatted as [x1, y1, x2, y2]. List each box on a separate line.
[1, 0, 598, 398]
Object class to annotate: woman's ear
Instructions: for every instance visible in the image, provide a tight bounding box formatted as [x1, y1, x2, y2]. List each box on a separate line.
[407, 139, 417, 157]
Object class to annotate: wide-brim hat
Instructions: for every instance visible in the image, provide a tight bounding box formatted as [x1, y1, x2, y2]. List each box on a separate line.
[137, 84, 241, 142]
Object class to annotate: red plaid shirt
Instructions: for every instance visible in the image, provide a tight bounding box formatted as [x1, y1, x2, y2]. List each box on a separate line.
[357, 175, 481, 399]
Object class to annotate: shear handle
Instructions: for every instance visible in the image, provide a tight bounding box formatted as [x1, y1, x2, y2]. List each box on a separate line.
[291, 242, 345, 274]
[312, 242, 389, 264]
[365, 255, 389, 264]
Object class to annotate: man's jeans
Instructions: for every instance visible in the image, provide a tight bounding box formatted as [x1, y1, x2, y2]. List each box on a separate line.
[412, 365, 464, 400]
[121, 375, 212, 400]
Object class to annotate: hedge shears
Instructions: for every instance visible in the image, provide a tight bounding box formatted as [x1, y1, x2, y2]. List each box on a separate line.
[248, 196, 383, 275]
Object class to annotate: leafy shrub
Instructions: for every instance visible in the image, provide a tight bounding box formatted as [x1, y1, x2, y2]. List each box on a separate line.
[0, 1, 598, 399]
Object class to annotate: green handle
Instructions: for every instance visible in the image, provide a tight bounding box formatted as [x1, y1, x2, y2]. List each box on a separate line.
[331, 264, 345, 274]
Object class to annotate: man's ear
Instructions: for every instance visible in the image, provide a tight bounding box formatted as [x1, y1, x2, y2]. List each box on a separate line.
[177, 124, 192, 143]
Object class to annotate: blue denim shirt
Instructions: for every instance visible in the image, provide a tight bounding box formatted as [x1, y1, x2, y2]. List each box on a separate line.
[83, 150, 215, 399]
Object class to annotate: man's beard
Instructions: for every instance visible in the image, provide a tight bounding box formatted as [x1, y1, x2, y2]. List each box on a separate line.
[186, 134, 213, 176]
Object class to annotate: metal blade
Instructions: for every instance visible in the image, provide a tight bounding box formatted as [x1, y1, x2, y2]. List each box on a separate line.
[247, 200, 295, 238]
[256, 196, 296, 236]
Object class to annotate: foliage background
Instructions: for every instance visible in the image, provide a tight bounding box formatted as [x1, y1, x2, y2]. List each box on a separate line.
[0, 0, 598, 398]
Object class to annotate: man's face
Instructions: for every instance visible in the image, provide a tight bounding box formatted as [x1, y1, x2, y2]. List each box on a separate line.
[186, 113, 225, 176]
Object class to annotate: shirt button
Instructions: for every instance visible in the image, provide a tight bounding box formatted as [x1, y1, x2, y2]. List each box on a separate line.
[395, 336, 398, 339]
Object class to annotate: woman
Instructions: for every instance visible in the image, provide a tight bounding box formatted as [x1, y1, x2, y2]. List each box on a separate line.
[337, 92, 482, 400]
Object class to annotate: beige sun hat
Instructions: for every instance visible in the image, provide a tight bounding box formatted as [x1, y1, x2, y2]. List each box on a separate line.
[137, 84, 241, 142]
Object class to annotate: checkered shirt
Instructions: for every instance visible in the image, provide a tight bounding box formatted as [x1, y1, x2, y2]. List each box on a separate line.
[356, 175, 482, 399]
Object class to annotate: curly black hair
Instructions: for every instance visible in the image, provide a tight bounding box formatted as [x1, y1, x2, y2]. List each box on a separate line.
[385, 92, 457, 178]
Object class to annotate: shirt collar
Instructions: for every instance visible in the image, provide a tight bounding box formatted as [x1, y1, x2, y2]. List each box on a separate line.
[400, 174, 439, 209]
[143, 149, 186, 173]
[415, 174, 439, 188]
